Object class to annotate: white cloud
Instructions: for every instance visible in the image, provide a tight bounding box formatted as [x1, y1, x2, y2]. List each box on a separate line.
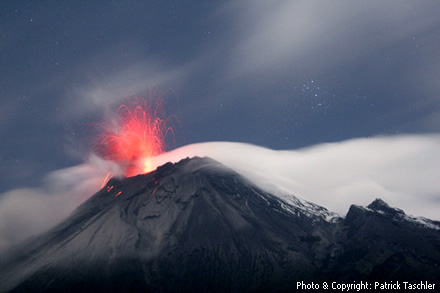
[228, 0, 440, 77]
[0, 156, 115, 252]
[152, 134, 440, 221]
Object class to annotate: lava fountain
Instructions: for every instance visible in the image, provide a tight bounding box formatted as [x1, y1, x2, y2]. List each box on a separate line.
[95, 91, 176, 179]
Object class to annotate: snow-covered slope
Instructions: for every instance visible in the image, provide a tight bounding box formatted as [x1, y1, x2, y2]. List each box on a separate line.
[354, 198, 440, 230]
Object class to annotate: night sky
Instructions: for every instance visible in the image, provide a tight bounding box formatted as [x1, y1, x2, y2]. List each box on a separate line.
[1, 1, 440, 192]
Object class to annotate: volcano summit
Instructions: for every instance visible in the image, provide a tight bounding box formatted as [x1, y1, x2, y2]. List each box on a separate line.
[1, 157, 439, 292]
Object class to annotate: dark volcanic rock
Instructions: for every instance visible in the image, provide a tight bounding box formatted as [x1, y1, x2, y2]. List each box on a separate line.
[333, 200, 440, 283]
[0, 157, 439, 292]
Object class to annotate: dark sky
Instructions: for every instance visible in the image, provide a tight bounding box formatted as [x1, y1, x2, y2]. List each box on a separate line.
[1, 1, 440, 192]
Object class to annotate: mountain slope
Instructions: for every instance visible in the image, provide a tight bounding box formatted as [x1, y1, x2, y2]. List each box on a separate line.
[332, 199, 440, 282]
[0, 157, 339, 292]
[0, 157, 439, 292]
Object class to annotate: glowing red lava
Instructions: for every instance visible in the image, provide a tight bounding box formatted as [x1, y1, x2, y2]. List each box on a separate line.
[95, 91, 175, 180]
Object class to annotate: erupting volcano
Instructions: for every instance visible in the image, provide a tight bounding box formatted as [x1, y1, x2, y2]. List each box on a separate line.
[1, 157, 440, 293]
[95, 91, 176, 178]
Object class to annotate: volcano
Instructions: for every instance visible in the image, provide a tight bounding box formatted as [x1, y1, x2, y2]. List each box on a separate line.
[1, 157, 440, 292]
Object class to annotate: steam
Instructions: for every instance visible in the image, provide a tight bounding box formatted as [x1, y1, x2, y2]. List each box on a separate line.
[1, 134, 440, 252]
